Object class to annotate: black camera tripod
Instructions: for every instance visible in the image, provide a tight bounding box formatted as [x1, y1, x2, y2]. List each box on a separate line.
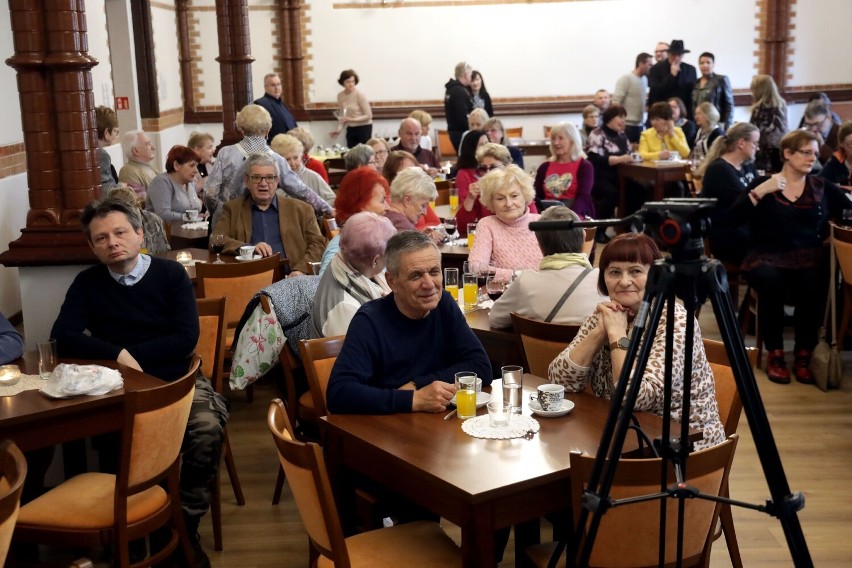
[529, 200, 812, 568]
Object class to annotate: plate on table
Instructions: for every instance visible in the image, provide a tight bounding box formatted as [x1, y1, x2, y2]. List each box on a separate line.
[529, 399, 575, 418]
[450, 391, 491, 409]
[235, 255, 263, 262]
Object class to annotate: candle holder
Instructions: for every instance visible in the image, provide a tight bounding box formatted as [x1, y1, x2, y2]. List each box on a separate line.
[0, 364, 21, 386]
[176, 251, 193, 265]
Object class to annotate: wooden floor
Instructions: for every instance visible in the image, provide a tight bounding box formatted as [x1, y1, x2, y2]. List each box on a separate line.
[199, 302, 852, 567]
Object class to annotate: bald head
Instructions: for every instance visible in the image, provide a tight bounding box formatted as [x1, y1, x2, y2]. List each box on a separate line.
[398, 118, 422, 153]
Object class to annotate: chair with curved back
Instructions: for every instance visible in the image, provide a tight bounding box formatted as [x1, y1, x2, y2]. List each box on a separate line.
[435, 129, 456, 161]
[267, 399, 462, 567]
[14, 358, 201, 567]
[299, 336, 346, 419]
[0, 440, 27, 566]
[196, 297, 245, 551]
[525, 434, 739, 568]
[504, 126, 523, 139]
[510, 312, 580, 377]
[700, 338, 758, 568]
[196, 253, 281, 398]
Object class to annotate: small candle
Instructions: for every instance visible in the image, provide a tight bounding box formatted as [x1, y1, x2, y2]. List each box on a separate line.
[176, 251, 193, 265]
[0, 364, 21, 386]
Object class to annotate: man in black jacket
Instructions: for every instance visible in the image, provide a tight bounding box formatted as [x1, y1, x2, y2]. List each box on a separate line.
[444, 61, 473, 152]
[254, 72, 297, 142]
[648, 39, 697, 119]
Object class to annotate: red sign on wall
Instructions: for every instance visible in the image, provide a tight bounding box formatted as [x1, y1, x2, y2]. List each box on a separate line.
[115, 96, 130, 110]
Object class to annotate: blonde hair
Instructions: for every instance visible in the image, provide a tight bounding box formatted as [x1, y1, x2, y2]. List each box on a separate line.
[475, 142, 512, 165]
[389, 167, 437, 203]
[750, 75, 786, 111]
[478, 164, 534, 212]
[695, 122, 759, 178]
[288, 127, 315, 152]
[187, 131, 214, 150]
[408, 109, 433, 129]
[549, 122, 586, 161]
[270, 134, 303, 157]
[236, 104, 272, 137]
[468, 108, 489, 129]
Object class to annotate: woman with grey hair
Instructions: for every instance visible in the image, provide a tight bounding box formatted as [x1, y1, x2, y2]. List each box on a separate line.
[312, 212, 396, 337]
[534, 122, 595, 218]
[270, 133, 336, 206]
[690, 102, 724, 168]
[107, 185, 170, 254]
[343, 143, 377, 171]
[469, 165, 543, 281]
[203, 104, 332, 227]
[385, 167, 438, 233]
[489, 206, 607, 328]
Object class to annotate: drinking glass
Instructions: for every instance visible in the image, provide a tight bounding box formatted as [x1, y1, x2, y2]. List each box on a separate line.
[448, 187, 459, 212]
[487, 401, 511, 428]
[467, 223, 477, 248]
[211, 234, 225, 264]
[444, 268, 459, 301]
[38, 339, 58, 380]
[455, 373, 478, 420]
[501, 365, 524, 414]
[443, 218, 458, 240]
[463, 273, 478, 309]
[486, 275, 505, 302]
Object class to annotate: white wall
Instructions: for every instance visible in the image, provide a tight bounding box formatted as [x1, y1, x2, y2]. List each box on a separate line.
[789, 0, 852, 87]
[87, 1, 116, 107]
[151, 2, 184, 111]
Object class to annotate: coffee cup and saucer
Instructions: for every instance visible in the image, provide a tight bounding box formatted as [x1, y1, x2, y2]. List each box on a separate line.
[529, 384, 574, 417]
[236, 245, 259, 261]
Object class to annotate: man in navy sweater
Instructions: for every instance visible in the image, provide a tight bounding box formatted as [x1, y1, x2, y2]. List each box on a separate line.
[51, 198, 227, 567]
[327, 231, 491, 414]
[254, 72, 297, 142]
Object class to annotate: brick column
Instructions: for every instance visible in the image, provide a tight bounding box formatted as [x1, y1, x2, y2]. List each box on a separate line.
[1, 0, 101, 266]
[215, 0, 255, 148]
[278, 0, 305, 110]
[756, 0, 793, 91]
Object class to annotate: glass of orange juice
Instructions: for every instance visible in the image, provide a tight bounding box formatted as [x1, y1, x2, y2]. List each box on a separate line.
[467, 223, 477, 248]
[444, 268, 459, 301]
[455, 373, 478, 419]
[463, 272, 478, 308]
[449, 187, 459, 211]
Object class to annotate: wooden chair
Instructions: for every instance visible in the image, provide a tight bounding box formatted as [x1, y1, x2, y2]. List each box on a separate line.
[196, 253, 281, 395]
[0, 440, 26, 566]
[299, 336, 346, 419]
[701, 338, 757, 568]
[505, 126, 523, 139]
[14, 358, 201, 567]
[525, 435, 739, 568]
[434, 187, 450, 206]
[510, 312, 580, 377]
[322, 217, 340, 242]
[582, 227, 597, 260]
[435, 129, 456, 161]
[831, 222, 852, 343]
[267, 399, 462, 567]
[544, 126, 552, 138]
[196, 298, 245, 551]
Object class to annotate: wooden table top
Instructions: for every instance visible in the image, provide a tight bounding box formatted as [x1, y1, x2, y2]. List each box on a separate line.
[0, 353, 164, 452]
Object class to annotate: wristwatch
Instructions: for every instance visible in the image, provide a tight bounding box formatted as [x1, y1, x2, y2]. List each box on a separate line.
[609, 336, 630, 351]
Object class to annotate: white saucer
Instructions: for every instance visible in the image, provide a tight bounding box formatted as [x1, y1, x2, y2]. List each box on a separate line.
[450, 392, 491, 409]
[529, 399, 575, 418]
[235, 255, 262, 262]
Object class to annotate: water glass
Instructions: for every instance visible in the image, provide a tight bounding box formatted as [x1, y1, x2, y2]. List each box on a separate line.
[501, 365, 524, 414]
[38, 339, 58, 380]
[444, 268, 459, 301]
[487, 401, 511, 428]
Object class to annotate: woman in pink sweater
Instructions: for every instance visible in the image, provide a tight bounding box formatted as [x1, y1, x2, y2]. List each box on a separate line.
[468, 165, 543, 281]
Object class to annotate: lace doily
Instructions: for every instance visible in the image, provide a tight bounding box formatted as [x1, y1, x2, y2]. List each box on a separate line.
[0, 374, 45, 397]
[461, 414, 540, 440]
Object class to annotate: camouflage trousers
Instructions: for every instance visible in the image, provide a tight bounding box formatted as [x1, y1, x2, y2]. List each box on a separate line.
[181, 376, 230, 519]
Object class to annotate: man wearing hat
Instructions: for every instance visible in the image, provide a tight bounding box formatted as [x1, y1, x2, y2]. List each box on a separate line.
[648, 39, 698, 119]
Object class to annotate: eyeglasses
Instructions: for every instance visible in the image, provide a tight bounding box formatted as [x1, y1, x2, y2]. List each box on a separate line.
[794, 149, 818, 158]
[476, 164, 503, 175]
[374, 149, 389, 157]
[247, 174, 278, 184]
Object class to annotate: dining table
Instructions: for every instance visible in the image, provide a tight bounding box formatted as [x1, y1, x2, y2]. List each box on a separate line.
[168, 220, 209, 249]
[323, 374, 696, 568]
[464, 305, 520, 371]
[617, 160, 690, 217]
[0, 352, 164, 452]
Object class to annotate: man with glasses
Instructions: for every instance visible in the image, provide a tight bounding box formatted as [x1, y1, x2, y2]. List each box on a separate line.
[211, 153, 325, 276]
[802, 100, 841, 164]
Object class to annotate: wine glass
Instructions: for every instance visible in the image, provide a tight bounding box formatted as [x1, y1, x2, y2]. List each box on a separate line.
[443, 218, 458, 240]
[486, 275, 505, 302]
[211, 234, 225, 264]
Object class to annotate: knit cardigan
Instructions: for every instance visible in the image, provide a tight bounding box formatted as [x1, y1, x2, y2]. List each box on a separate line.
[467, 210, 543, 281]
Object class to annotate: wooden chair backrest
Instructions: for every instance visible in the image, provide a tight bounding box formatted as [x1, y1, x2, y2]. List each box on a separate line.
[703, 338, 757, 437]
[196, 297, 227, 392]
[571, 435, 738, 567]
[196, 254, 280, 335]
[121, 357, 199, 491]
[544, 126, 552, 138]
[268, 399, 350, 565]
[510, 312, 580, 377]
[0, 440, 27, 566]
[582, 227, 597, 257]
[322, 218, 340, 242]
[436, 129, 456, 160]
[434, 188, 450, 206]
[505, 127, 523, 139]
[299, 336, 346, 417]
[830, 222, 852, 285]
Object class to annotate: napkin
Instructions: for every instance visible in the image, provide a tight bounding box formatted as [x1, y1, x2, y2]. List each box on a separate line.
[180, 221, 208, 230]
[40, 363, 124, 399]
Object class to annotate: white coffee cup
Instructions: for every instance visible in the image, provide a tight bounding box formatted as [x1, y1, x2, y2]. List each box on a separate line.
[184, 209, 200, 221]
[537, 384, 565, 411]
[239, 245, 255, 259]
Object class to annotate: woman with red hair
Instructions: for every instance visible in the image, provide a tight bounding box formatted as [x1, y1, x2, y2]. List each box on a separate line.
[319, 166, 390, 274]
[145, 145, 203, 222]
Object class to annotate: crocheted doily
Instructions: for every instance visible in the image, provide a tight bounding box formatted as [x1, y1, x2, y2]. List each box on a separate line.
[460, 414, 540, 440]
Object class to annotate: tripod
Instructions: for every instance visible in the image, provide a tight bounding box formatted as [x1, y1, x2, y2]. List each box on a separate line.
[529, 201, 812, 568]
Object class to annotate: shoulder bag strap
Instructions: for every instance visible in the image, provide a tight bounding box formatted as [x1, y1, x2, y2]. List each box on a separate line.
[545, 268, 593, 323]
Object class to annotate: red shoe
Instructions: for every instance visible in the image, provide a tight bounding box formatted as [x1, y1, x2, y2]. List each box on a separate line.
[766, 350, 790, 384]
[793, 350, 816, 384]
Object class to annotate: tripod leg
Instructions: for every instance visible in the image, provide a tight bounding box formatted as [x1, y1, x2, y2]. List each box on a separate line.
[705, 261, 813, 567]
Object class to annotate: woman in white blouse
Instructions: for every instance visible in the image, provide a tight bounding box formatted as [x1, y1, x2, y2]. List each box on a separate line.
[145, 145, 203, 222]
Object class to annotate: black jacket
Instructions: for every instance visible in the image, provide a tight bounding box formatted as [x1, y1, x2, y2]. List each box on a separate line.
[692, 74, 734, 129]
[648, 60, 698, 118]
[444, 78, 473, 133]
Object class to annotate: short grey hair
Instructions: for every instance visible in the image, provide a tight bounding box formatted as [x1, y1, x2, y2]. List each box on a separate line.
[385, 231, 439, 277]
[344, 144, 375, 171]
[478, 164, 534, 212]
[389, 167, 437, 203]
[243, 153, 278, 177]
[270, 134, 303, 157]
[454, 61, 472, 79]
[236, 104, 273, 137]
[475, 142, 512, 166]
[340, 212, 397, 273]
[535, 206, 584, 256]
[696, 102, 720, 126]
[121, 130, 146, 162]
